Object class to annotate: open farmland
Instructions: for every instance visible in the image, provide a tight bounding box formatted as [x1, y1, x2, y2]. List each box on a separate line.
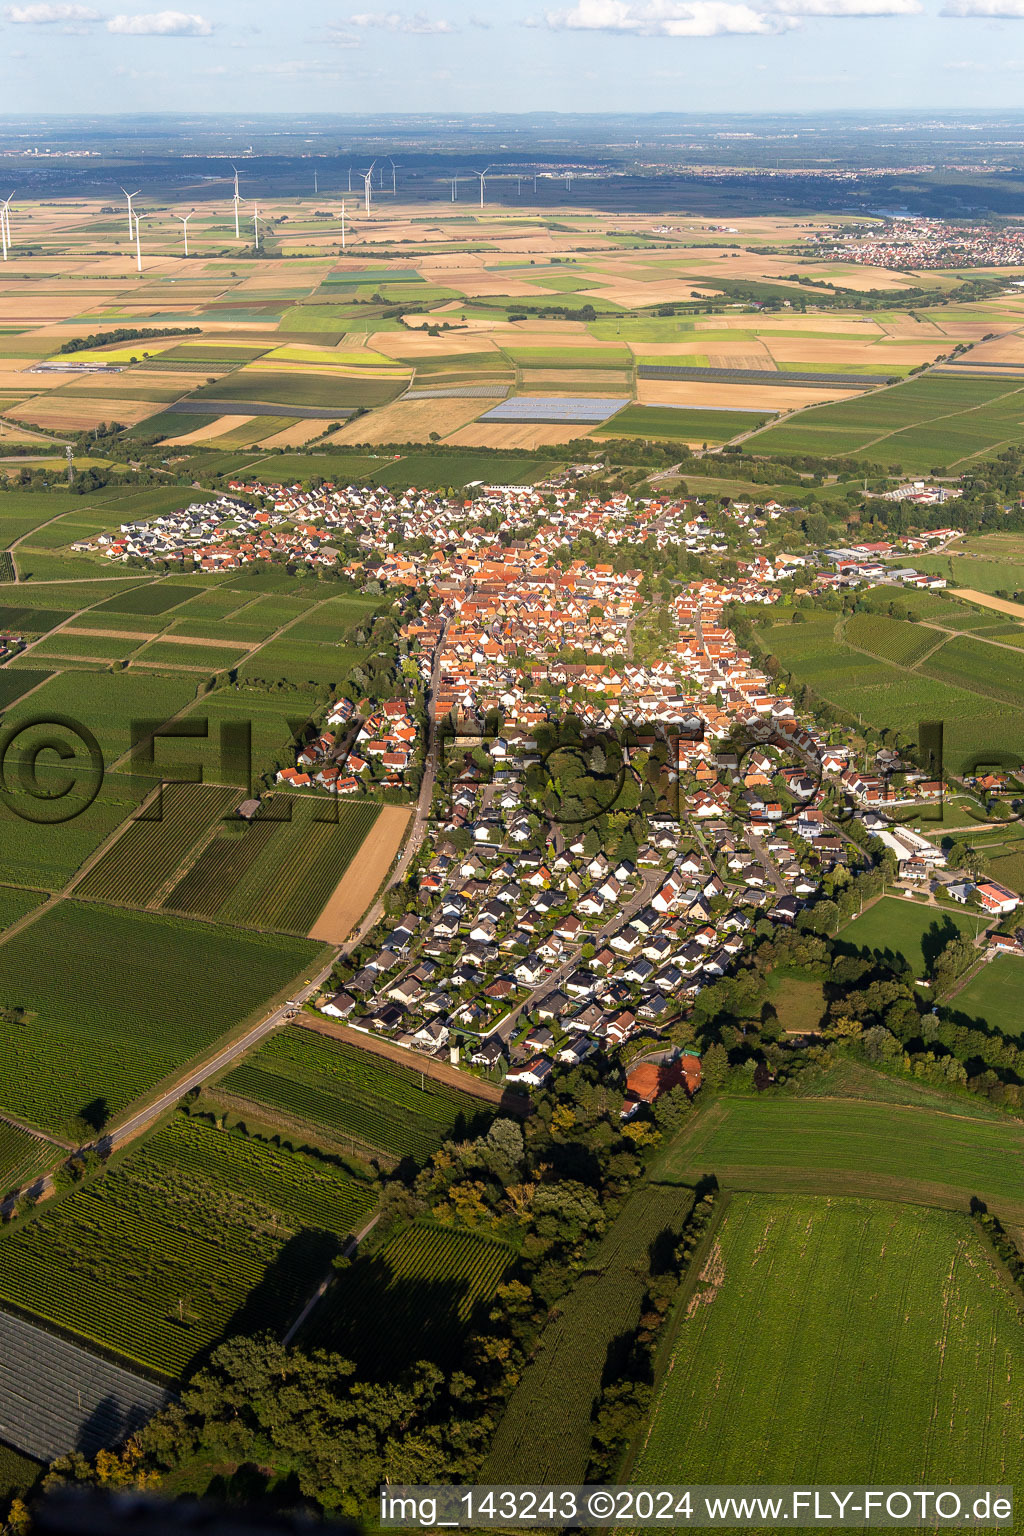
[0, 1113, 376, 1379]
[213, 1025, 493, 1161]
[598, 403, 770, 442]
[305, 1220, 513, 1378]
[167, 796, 381, 935]
[484, 1180, 696, 1483]
[0, 902, 320, 1139]
[74, 782, 239, 907]
[745, 374, 1024, 469]
[632, 1194, 1024, 1487]
[661, 1095, 1024, 1216]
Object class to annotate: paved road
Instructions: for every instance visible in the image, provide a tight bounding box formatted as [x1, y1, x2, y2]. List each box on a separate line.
[91, 952, 340, 1154]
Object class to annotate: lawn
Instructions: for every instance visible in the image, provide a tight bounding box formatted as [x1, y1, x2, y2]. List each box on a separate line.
[840, 896, 988, 975]
[0, 1113, 377, 1380]
[947, 954, 1024, 1037]
[0, 902, 321, 1138]
[633, 1193, 1024, 1486]
[661, 1095, 1024, 1215]
[213, 1026, 493, 1161]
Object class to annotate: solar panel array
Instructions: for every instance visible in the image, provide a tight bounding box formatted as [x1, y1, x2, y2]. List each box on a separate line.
[480, 396, 629, 425]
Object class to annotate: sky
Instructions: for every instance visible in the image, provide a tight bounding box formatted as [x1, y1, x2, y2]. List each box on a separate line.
[1, 0, 1023, 115]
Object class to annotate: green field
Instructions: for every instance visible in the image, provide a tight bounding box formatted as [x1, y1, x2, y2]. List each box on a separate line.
[597, 405, 770, 442]
[0, 1121, 53, 1198]
[840, 896, 989, 975]
[189, 370, 404, 410]
[633, 1193, 1024, 1485]
[0, 1114, 376, 1379]
[366, 451, 551, 491]
[745, 374, 1024, 470]
[765, 612, 1024, 773]
[663, 1095, 1024, 1215]
[90, 584, 196, 618]
[74, 781, 239, 907]
[305, 1219, 513, 1377]
[0, 902, 320, 1138]
[165, 796, 380, 934]
[214, 1027, 493, 1161]
[844, 611, 940, 667]
[484, 1181, 695, 1483]
[947, 954, 1024, 1037]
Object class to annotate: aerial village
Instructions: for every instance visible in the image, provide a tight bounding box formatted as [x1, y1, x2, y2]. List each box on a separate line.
[76, 473, 1011, 1101]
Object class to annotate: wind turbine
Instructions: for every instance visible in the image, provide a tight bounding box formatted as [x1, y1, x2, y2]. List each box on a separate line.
[565, 171, 573, 192]
[347, 166, 353, 192]
[230, 164, 241, 240]
[177, 208, 194, 257]
[450, 176, 459, 202]
[387, 156, 398, 195]
[313, 168, 319, 196]
[120, 187, 139, 240]
[253, 201, 261, 250]
[362, 161, 376, 217]
[473, 166, 492, 209]
[0, 193, 12, 262]
[132, 209, 143, 273]
[340, 198, 352, 251]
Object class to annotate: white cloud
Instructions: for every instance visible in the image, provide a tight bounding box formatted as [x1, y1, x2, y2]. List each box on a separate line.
[5, 2, 100, 19]
[349, 9, 456, 31]
[941, 0, 1024, 13]
[776, 0, 921, 13]
[320, 22, 364, 44]
[106, 8, 211, 31]
[543, 0, 788, 33]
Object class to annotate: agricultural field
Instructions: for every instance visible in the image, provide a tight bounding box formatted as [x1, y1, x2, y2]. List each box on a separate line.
[74, 782, 240, 908]
[213, 1026, 493, 1161]
[840, 896, 989, 974]
[0, 886, 48, 935]
[745, 374, 1024, 470]
[0, 902, 321, 1138]
[633, 1193, 1024, 1486]
[764, 611, 1024, 773]
[168, 796, 381, 935]
[484, 1181, 695, 1483]
[597, 404, 770, 442]
[0, 1123, 54, 1200]
[662, 1095, 1024, 1216]
[305, 1219, 513, 1378]
[0, 1114, 377, 1379]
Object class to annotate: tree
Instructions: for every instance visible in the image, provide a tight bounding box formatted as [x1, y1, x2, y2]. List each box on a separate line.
[701, 1041, 729, 1089]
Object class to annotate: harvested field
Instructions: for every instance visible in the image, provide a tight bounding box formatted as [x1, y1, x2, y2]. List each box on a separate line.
[445, 421, 594, 448]
[308, 804, 411, 941]
[163, 414, 253, 446]
[636, 378, 858, 410]
[328, 396, 487, 444]
[946, 589, 1024, 619]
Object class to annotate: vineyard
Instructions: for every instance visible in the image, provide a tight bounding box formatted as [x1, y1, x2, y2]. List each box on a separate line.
[483, 1181, 695, 1483]
[305, 1220, 513, 1377]
[74, 783, 240, 907]
[0, 902, 321, 1138]
[215, 1027, 493, 1161]
[166, 797, 380, 934]
[0, 1123, 53, 1199]
[633, 1193, 1024, 1485]
[0, 1114, 377, 1380]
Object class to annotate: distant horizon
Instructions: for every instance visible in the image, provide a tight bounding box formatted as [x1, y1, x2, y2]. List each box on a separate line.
[1, 0, 1024, 119]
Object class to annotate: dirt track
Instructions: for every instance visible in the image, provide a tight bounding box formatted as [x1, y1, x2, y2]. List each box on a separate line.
[307, 805, 411, 943]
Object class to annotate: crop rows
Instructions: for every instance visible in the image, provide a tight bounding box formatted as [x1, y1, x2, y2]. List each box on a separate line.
[306, 1220, 513, 1377]
[215, 799, 381, 933]
[163, 821, 279, 918]
[634, 1194, 1024, 1486]
[217, 1027, 491, 1160]
[0, 553, 15, 581]
[0, 1114, 375, 1379]
[843, 613, 938, 668]
[0, 901, 320, 1138]
[75, 783, 239, 907]
[0, 1122, 53, 1199]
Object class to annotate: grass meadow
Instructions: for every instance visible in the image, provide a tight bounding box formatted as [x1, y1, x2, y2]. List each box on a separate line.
[633, 1193, 1024, 1485]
